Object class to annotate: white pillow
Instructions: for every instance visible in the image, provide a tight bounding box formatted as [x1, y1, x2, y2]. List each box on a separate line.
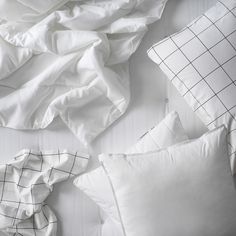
[74, 111, 188, 229]
[99, 126, 236, 236]
[148, 0, 236, 173]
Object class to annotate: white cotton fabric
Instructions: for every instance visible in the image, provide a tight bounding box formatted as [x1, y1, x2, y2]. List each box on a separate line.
[100, 126, 236, 236]
[74, 111, 188, 235]
[148, 0, 236, 172]
[0, 149, 89, 236]
[0, 0, 168, 146]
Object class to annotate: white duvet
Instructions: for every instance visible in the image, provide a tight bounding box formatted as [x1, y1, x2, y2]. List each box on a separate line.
[0, 0, 167, 145]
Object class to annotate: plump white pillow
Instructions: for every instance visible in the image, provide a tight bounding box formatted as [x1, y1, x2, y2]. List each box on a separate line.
[100, 126, 236, 236]
[148, 0, 236, 173]
[74, 111, 188, 232]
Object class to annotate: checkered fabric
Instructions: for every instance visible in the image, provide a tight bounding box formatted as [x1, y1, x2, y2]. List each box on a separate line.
[148, 0, 236, 173]
[0, 149, 89, 235]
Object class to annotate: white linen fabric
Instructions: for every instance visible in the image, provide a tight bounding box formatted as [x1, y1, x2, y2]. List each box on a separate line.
[148, 0, 236, 172]
[100, 126, 236, 236]
[74, 111, 188, 235]
[0, 0, 168, 146]
[0, 149, 89, 236]
[126, 111, 188, 154]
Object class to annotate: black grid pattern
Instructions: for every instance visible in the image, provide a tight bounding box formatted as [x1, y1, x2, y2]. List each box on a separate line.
[148, 0, 236, 172]
[5, 204, 57, 236]
[0, 149, 89, 235]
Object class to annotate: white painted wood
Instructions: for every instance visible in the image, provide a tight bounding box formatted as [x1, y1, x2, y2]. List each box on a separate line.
[0, 0, 216, 235]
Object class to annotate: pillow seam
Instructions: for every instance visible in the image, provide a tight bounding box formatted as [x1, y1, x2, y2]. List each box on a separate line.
[101, 163, 127, 236]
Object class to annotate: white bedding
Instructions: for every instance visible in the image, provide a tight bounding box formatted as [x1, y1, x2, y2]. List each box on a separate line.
[0, 0, 214, 236]
[99, 127, 236, 236]
[0, 150, 88, 236]
[0, 0, 167, 146]
[75, 111, 188, 236]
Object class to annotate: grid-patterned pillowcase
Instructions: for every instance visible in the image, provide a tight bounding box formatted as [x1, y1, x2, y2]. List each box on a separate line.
[148, 0, 236, 173]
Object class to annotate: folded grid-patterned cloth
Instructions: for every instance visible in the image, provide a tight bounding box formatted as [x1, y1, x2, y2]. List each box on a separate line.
[0, 149, 89, 236]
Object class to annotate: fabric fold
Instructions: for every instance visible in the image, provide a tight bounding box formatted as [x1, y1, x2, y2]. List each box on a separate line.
[0, 149, 89, 235]
[0, 0, 168, 145]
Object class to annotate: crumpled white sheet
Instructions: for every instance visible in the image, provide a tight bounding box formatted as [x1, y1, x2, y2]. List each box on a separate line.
[0, 0, 168, 145]
[0, 149, 89, 236]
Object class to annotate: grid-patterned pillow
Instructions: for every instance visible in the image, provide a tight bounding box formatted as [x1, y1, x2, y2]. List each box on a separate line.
[148, 0, 236, 173]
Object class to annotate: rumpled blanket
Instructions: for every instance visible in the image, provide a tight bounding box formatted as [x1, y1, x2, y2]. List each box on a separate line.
[0, 149, 89, 236]
[0, 0, 168, 145]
